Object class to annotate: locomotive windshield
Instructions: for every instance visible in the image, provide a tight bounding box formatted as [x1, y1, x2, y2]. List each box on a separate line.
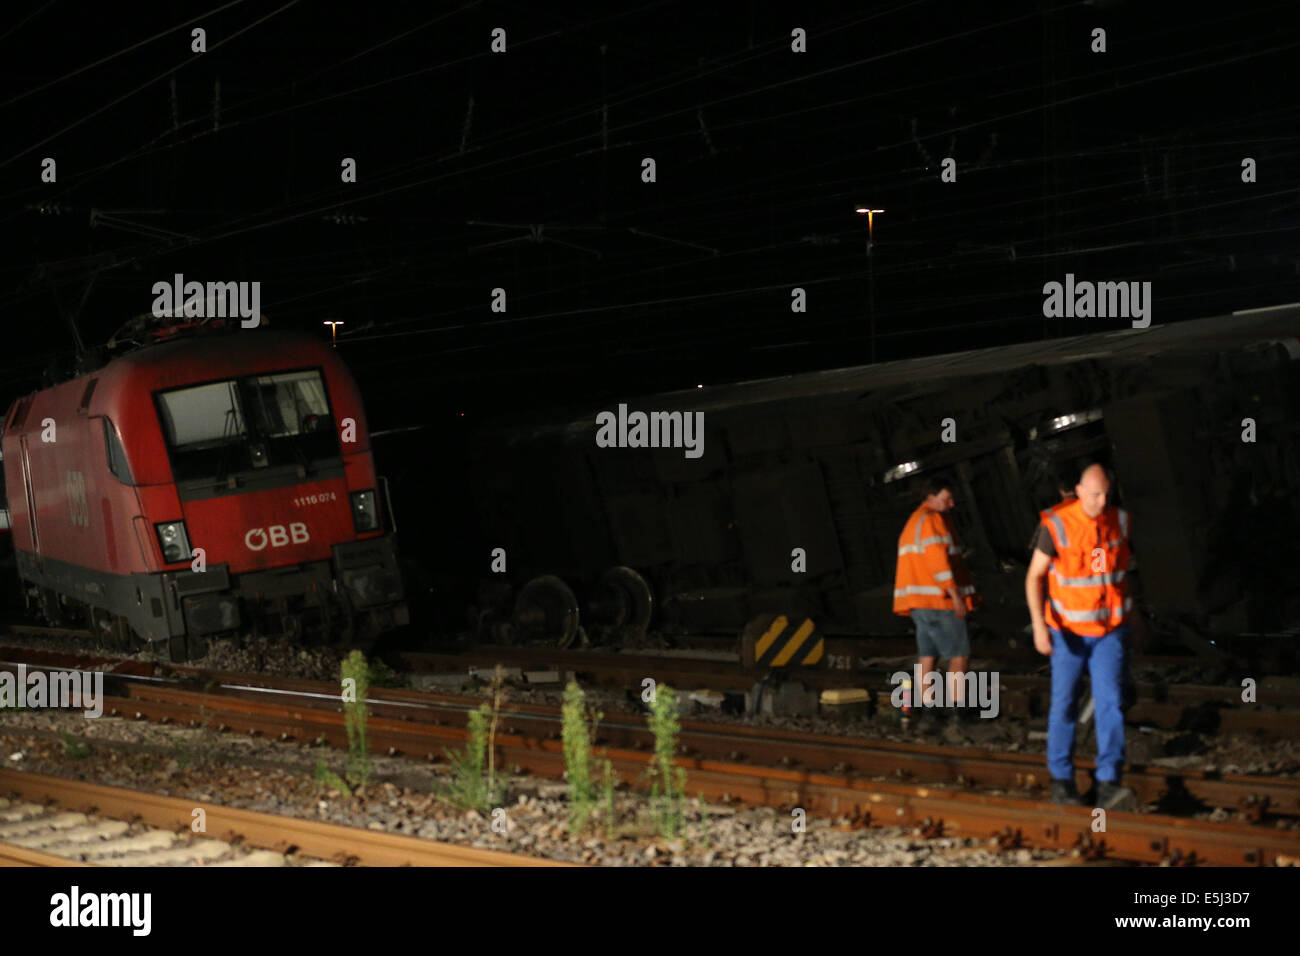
[156, 368, 339, 484]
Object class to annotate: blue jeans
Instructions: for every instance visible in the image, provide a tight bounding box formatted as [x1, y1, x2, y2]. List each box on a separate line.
[1048, 625, 1128, 783]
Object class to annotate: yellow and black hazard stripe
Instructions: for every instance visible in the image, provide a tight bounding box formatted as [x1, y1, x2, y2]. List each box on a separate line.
[749, 614, 824, 667]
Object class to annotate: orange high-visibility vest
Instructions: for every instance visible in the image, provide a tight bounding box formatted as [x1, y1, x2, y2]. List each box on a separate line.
[1040, 499, 1132, 637]
[893, 504, 979, 615]
[1038, 495, 1076, 522]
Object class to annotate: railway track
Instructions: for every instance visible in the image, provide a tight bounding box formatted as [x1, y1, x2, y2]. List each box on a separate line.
[0, 771, 565, 867]
[3, 622, 1244, 675]
[397, 645, 1300, 738]
[665, 632, 1224, 668]
[0, 841, 97, 867]
[8, 642, 1293, 818]
[3, 647, 1296, 865]
[11, 624, 1295, 734]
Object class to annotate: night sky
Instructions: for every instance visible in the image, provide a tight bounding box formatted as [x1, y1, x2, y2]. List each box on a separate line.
[4, 0, 1298, 429]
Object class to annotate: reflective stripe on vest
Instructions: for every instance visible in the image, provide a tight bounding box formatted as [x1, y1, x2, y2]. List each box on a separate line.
[896, 584, 977, 599]
[1052, 569, 1126, 587]
[895, 585, 945, 598]
[1050, 596, 1133, 623]
[1048, 512, 1069, 548]
[898, 514, 951, 556]
[1041, 501, 1132, 636]
[894, 505, 979, 614]
[898, 534, 951, 556]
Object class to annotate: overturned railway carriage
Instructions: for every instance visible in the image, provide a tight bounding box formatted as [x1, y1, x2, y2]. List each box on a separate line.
[470, 306, 1300, 643]
[2, 325, 407, 660]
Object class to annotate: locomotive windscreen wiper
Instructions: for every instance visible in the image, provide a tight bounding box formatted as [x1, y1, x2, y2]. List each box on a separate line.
[213, 396, 246, 484]
[245, 378, 311, 474]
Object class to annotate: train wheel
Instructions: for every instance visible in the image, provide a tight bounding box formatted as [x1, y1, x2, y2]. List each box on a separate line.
[37, 588, 66, 627]
[166, 635, 189, 663]
[89, 607, 127, 650]
[512, 575, 580, 648]
[313, 586, 331, 648]
[158, 629, 205, 662]
[334, 591, 356, 649]
[586, 566, 654, 643]
[107, 614, 136, 652]
[89, 606, 108, 643]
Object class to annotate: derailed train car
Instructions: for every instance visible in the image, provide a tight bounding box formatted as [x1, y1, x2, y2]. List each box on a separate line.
[1, 318, 407, 660]
[468, 306, 1300, 644]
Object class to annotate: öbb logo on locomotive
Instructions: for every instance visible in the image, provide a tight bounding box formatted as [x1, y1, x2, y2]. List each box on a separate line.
[244, 523, 310, 551]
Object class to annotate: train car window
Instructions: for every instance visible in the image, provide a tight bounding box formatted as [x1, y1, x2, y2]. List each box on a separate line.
[157, 380, 247, 446]
[101, 418, 134, 484]
[156, 380, 251, 482]
[240, 369, 339, 464]
[244, 370, 330, 436]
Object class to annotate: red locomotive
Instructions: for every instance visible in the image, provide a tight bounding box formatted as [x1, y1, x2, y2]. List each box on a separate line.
[0, 315, 407, 660]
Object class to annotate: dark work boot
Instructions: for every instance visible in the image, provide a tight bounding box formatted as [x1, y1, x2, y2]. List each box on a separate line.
[1049, 778, 1084, 805]
[1095, 780, 1139, 812]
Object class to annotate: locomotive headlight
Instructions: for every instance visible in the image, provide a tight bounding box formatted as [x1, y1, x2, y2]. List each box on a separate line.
[155, 521, 191, 564]
[350, 490, 379, 532]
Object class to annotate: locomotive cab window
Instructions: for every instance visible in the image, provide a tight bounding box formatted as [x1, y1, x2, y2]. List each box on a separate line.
[155, 369, 339, 485]
[243, 370, 337, 463]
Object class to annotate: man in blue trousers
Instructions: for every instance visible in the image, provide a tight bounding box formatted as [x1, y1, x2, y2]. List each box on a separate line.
[1024, 463, 1137, 809]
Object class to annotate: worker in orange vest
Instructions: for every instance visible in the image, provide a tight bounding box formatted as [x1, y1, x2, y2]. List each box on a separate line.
[893, 475, 980, 723]
[1025, 463, 1136, 809]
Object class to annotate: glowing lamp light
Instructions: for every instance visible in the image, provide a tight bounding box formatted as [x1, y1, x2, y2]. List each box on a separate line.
[883, 460, 921, 484]
[1028, 408, 1102, 441]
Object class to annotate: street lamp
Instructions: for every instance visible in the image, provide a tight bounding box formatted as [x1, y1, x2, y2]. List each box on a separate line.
[855, 207, 884, 361]
[323, 320, 344, 347]
[854, 207, 884, 249]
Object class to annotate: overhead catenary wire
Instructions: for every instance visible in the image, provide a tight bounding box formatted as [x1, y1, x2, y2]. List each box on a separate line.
[0, 0, 1286, 242]
[0, 1, 1293, 373]
[0, 0, 299, 172]
[0, 0, 255, 112]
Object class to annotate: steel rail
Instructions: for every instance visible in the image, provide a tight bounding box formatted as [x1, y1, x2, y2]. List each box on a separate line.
[2, 643, 1293, 817]
[82, 686, 1300, 865]
[0, 770, 568, 867]
[115, 676, 1300, 820]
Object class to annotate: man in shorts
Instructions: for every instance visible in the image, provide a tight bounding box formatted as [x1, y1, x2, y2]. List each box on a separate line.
[893, 475, 980, 722]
